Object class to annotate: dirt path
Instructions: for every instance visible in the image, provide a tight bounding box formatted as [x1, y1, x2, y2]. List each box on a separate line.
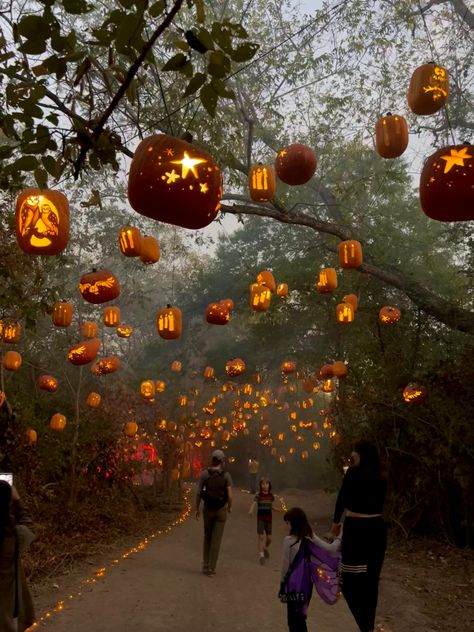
[35, 488, 360, 632]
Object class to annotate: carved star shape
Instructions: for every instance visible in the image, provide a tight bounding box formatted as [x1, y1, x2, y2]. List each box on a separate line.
[171, 152, 206, 179]
[165, 148, 174, 156]
[279, 149, 287, 158]
[440, 147, 472, 174]
[200, 182, 209, 193]
[165, 170, 180, 184]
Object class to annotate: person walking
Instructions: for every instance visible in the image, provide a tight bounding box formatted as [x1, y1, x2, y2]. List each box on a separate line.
[195, 450, 232, 576]
[248, 477, 275, 565]
[248, 457, 259, 494]
[330, 440, 388, 632]
[0, 481, 36, 632]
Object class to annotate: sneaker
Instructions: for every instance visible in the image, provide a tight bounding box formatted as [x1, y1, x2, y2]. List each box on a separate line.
[206, 569, 216, 576]
[263, 548, 270, 559]
[259, 556, 265, 565]
[202, 565, 209, 575]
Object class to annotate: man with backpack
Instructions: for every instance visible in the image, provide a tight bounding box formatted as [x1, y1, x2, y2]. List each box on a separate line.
[195, 449, 233, 576]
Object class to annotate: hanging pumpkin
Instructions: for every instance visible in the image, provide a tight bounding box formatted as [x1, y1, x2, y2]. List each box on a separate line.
[248, 164, 276, 202]
[276, 283, 288, 298]
[319, 364, 334, 379]
[50, 413, 66, 432]
[249, 283, 271, 312]
[343, 294, 358, 312]
[171, 360, 182, 373]
[25, 429, 37, 445]
[37, 375, 58, 392]
[157, 306, 182, 339]
[91, 355, 120, 375]
[3, 351, 22, 371]
[119, 226, 142, 257]
[332, 361, 348, 378]
[124, 421, 138, 437]
[52, 302, 73, 327]
[156, 380, 166, 392]
[68, 338, 100, 365]
[81, 321, 98, 338]
[86, 392, 101, 408]
[139, 235, 160, 264]
[128, 134, 222, 229]
[379, 306, 401, 324]
[407, 63, 449, 115]
[316, 268, 337, 293]
[116, 323, 133, 338]
[204, 366, 215, 379]
[103, 306, 121, 327]
[338, 240, 363, 269]
[275, 143, 317, 185]
[302, 377, 318, 393]
[79, 269, 120, 304]
[225, 358, 246, 377]
[375, 113, 409, 159]
[322, 379, 334, 393]
[336, 302, 355, 324]
[419, 144, 474, 222]
[402, 383, 427, 405]
[206, 302, 230, 325]
[15, 188, 69, 255]
[220, 298, 234, 312]
[2, 321, 21, 344]
[256, 270, 276, 293]
[281, 361, 296, 374]
[140, 380, 155, 399]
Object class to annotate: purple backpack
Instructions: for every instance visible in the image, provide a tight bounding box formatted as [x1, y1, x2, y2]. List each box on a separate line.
[280, 537, 341, 607]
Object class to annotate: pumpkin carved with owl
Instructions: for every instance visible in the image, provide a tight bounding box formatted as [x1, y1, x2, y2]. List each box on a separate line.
[16, 188, 69, 255]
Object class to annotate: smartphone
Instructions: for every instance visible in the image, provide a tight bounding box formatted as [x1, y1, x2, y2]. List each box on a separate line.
[0, 473, 13, 485]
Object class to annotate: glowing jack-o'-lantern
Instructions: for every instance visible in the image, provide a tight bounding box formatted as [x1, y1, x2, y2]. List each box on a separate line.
[50, 413, 66, 432]
[81, 321, 98, 338]
[206, 302, 230, 325]
[68, 339, 100, 365]
[141, 380, 155, 399]
[156, 380, 166, 392]
[302, 377, 318, 393]
[116, 323, 133, 338]
[250, 283, 271, 311]
[171, 360, 182, 373]
[25, 429, 37, 445]
[157, 306, 182, 339]
[407, 63, 449, 115]
[338, 240, 363, 269]
[379, 306, 401, 324]
[256, 270, 276, 293]
[343, 294, 358, 312]
[336, 302, 355, 323]
[3, 351, 22, 371]
[37, 375, 58, 392]
[79, 269, 120, 304]
[281, 361, 296, 374]
[119, 226, 142, 257]
[226, 358, 246, 377]
[316, 268, 337, 293]
[2, 321, 21, 344]
[275, 144, 317, 185]
[220, 298, 234, 312]
[15, 188, 69, 255]
[419, 144, 474, 222]
[204, 366, 215, 379]
[91, 356, 120, 375]
[86, 392, 101, 408]
[375, 113, 409, 159]
[332, 361, 348, 378]
[276, 283, 288, 298]
[128, 134, 222, 229]
[52, 302, 73, 327]
[322, 379, 334, 393]
[403, 383, 427, 405]
[140, 236, 160, 264]
[103, 306, 120, 327]
[124, 422, 138, 437]
[249, 164, 276, 202]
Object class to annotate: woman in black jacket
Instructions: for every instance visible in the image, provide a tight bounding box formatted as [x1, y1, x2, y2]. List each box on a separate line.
[331, 441, 387, 632]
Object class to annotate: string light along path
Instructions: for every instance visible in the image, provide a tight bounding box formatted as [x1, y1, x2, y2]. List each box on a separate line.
[34, 489, 359, 631]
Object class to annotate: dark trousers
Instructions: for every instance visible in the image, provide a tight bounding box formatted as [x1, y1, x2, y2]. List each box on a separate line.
[249, 472, 257, 493]
[341, 517, 387, 632]
[287, 602, 308, 632]
[202, 505, 227, 571]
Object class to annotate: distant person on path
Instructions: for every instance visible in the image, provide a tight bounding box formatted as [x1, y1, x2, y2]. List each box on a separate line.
[195, 449, 233, 576]
[248, 457, 259, 494]
[280, 507, 340, 632]
[248, 478, 275, 564]
[331, 441, 388, 632]
[0, 481, 36, 632]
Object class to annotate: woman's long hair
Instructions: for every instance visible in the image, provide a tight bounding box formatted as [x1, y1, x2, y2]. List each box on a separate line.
[354, 440, 385, 479]
[0, 480, 12, 546]
[283, 507, 312, 541]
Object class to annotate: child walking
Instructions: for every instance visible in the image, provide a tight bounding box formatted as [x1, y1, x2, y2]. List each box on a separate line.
[249, 478, 275, 564]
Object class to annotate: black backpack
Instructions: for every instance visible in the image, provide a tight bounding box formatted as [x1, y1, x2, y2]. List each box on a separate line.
[201, 469, 228, 509]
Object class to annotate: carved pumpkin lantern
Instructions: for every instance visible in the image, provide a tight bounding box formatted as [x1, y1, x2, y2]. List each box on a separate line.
[79, 269, 120, 304]
[157, 306, 182, 339]
[302, 377, 318, 393]
[2, 321, 21, 344]
[15, 188, 69, 255]
[113, 324, 132, 340]
[332, 361, 348, 378]
[419, 144, 474, 222]
[343, 294, 358, 312]
[256, 270, 276, 293]
[204, 366, 215, 379]
[37, 375, 58, 392]
[124, 421, 138, 437]
[206, 302, 230, 325]
[128, 134, 222, 229]
[338, 240, 363, 269]
[320, 364, 334, 379]
[276, 283, 288, 298]
[139, 236, 160, 264]
[379, 306, 401, 324]
[91, 356, 120, 375]
[119, 226, 142, 257]
[52, 302, 73, 327]
[81, 321, 98, 338]
[225, 358, 246, 377]
[275, 143, 317, 185]
[25, 429, 37, 445]
[86, 392, 101, 408]
[281, 361, 296, 374]
[103, 306, 120, 327]
[68, 338, 100, 365]
[336, 302, 355, 324]
[3, 351, 22, 371]
[171, 360, 182, 373]
[316, 268, 337, 293]
[178, 394, 187, 407]
[50, 413, 66, 432]
[250, 283, 271, 311]
[248, 164, 276, 202]
[220, 298, 234, 312]
[403, 383, 427, 405]
[375, 113, 409, 159]
[140, 380, 155, 399]
[407, 63, 449, 115]
[156, 380, 166, 392]
[322, 379, 334, 393]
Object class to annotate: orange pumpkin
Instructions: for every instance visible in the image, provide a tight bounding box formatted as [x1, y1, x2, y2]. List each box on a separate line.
[79, 269, 120, 304]
[319, 364, 334, 379]
[379, 306, 401, 324]
[119, 226, 142, 256]
[375, 113, 409, 159]
[204, 366, 215, 379]
[281, 361, 296, 374]
[86, 392, 102, 408]
[15, 188, 69, 255]
[316, 268, 337, 293]
[124, 421, 138, 437]
[338, 240, 363, 269]
[403, 383, 427, 405]
[25, 429, 37, 445]
[52, 302, 73, 327]
[103, 306, 120, 327]
[3, 351, 22, 371]
[332, 361, 348, 378]
[81, 321, 98, 338]
[140, 380, 155, 399]
[407, 63, 449, 115]
[116, 323, 133, 338]
[249, 283, 271, 311]
[206, 302, 230, 325]
[37, 375, 58, 392]
[220, 298, 234, 312]
[171, 360, 182, 373]
[275, 144, 317, 185]
[128, 134, 222, 229]
[276, 283, 288, 298]
[225, 358, 246, 377]
[156, 380, 166, 392]
[2, 321, 21, 344]
[343, 294, 358, 312]
[256, 270, 276, 293]
[90, 356, 120, 375]
[248, 164, 276, 202]
[68, 338, 100, 365]
[50, 413, 66, 432]
[157, 306, 182, 339]
[336, 302, 355, 323]
[139, 236, 160, 264]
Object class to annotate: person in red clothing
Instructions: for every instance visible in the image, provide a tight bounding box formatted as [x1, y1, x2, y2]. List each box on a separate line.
[248, 478, 275, 564]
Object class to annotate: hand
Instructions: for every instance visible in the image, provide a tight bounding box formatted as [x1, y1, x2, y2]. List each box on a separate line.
[330, 522, 342, 537]
[11, 485, 20, 501]
[248, 510, 253, 515]
[195, 510, 200, 520]
[227, 506, 232, 513]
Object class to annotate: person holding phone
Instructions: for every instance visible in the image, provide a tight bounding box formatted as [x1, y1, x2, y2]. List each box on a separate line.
[0, 479, 36, 632]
